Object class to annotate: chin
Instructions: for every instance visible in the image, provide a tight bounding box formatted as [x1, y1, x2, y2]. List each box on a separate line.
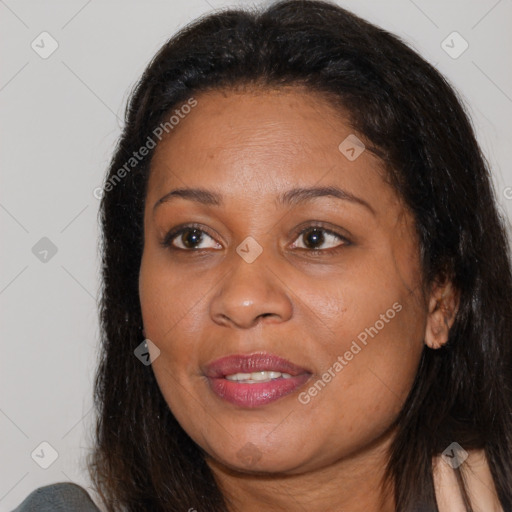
[202, 433, 318, 475]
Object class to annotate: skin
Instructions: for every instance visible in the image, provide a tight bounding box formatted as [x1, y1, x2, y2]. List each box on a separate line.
[138, 85, 458, 512]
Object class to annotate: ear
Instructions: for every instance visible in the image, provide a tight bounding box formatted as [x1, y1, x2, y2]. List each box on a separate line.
[424, 280, 459, 350]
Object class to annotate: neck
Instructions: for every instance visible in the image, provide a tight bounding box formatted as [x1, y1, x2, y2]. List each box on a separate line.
[206, 429, 396, 512]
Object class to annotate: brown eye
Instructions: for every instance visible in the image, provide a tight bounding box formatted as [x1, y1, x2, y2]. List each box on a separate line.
[291, 226, 349, 252]
[162, 225, 221, 251]
[178, 228, 205, 249]
[302, 228, 326, 249]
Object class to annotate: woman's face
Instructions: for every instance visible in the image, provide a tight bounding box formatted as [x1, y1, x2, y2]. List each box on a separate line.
[139, 86, 428, 475]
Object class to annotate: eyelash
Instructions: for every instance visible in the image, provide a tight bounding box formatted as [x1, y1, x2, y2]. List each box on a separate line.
[160, 222, 351, 255]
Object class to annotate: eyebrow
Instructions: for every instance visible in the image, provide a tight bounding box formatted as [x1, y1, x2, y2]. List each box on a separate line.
[153, 185, 375, 215]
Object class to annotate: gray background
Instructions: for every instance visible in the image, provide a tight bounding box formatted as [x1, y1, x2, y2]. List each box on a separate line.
[1, 0, 511, 510]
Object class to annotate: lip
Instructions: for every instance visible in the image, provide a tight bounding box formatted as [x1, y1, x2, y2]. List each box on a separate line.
[204, 352, 312, 408]
[204, 352, 311, 378]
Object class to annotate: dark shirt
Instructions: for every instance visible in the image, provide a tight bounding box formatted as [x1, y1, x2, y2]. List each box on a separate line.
[12, 482, 101, 512]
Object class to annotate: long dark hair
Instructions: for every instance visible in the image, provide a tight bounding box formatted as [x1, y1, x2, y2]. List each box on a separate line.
[87, 1, 512, 510]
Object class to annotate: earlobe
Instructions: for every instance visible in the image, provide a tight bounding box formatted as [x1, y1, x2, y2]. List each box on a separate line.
[424, 281, 459, 350]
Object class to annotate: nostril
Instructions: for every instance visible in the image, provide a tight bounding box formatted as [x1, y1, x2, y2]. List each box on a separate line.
[258, 313, 276, 321]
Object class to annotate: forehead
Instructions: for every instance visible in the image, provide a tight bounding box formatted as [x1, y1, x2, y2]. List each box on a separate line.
[147, 86, 400, 216]
[152, 85, 352, 161]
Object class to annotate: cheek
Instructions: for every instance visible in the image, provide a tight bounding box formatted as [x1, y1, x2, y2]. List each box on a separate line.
[138, 252, 216, 420]
[139, 252, 205, 343]
[302, 266, 425, 433]
[139, 257, 203, 416]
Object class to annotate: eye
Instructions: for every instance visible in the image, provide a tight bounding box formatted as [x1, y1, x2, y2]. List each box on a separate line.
[161, 224, 221, 251]
[290, 225, 350, 253]
[161, 222, 350, 253]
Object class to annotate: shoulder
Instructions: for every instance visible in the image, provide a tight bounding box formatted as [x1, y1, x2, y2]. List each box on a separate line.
[12, 482, 101, 512]
[433, 448, 503, 512]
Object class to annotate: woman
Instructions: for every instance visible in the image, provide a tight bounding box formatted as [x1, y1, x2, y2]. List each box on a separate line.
[13, 0, 512, 511]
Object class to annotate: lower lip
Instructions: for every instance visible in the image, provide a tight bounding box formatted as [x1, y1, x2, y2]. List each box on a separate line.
[207, 374, 311, 408]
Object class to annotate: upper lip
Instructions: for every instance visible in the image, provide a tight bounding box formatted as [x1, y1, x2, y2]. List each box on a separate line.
[204, 352, 311, 378]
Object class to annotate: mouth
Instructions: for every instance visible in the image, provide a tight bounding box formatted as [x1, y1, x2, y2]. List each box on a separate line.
[203, 352, 312, 408]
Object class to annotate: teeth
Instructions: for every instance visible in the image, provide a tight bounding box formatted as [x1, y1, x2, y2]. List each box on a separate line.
[225, 371, 293, 382]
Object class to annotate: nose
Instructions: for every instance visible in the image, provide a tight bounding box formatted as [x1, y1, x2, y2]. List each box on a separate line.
[209, 251, 293, 329]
